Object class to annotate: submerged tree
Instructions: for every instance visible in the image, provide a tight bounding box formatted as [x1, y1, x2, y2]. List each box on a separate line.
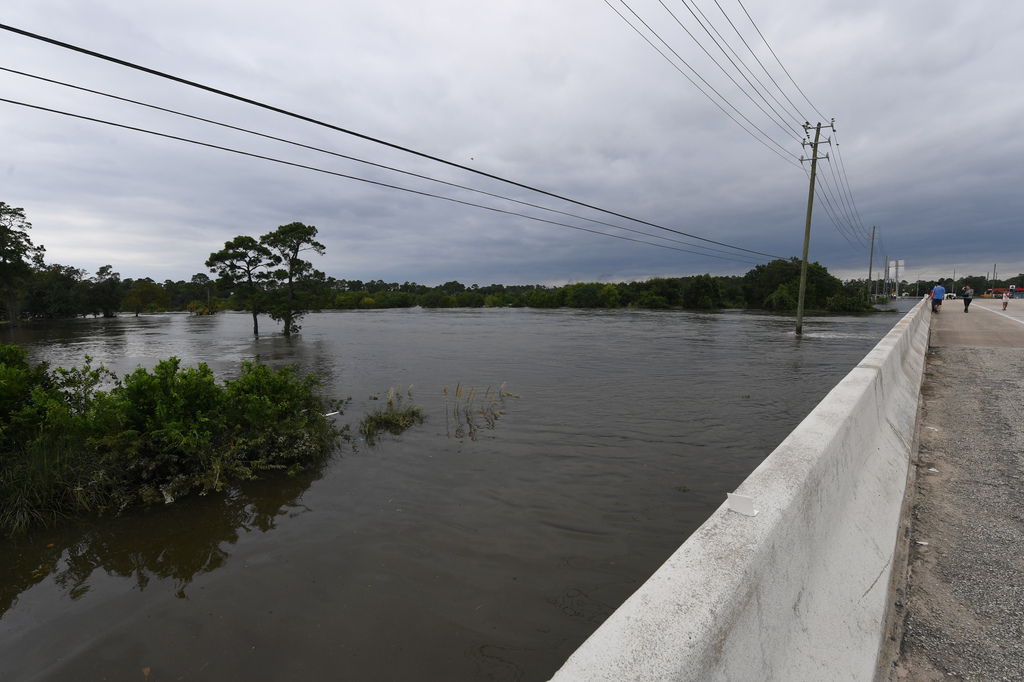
[90, 265, 123, 317]
[0, 202, 44, 326]
[207, 236, 273, 336]
[23, 263, 87, 319]
[260, 222, 326, 336]
[742, 258, 842, 310]
[682, 273, 722, 309]
[122, 279, 171, 316]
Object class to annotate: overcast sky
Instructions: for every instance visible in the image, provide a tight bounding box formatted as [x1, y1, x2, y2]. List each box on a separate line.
[2, 0, 1022, 287]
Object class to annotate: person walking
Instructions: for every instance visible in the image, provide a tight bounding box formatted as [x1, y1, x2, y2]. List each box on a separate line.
[962, 285, 973, 312]
[931, 283, 946, 313]
[1003, 291, 1010, 310]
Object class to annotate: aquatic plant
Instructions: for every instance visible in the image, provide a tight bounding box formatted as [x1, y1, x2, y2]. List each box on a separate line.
[443, 382, 519, 441]
[359, 385, 424, 446]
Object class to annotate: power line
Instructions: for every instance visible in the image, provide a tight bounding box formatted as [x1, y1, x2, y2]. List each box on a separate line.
[0, 66, 770, 262]
[604, 0, 879, 268]
[818, 165, 868, 247]
[0, 22, 783, 260]
[1, 96, 771, 266]
[603, 0, 803, 168]
[654, 0, 803, 142]
[830, 128, 869, 235]
[732, 0, 829, 123]
[704, 0, 810, 125]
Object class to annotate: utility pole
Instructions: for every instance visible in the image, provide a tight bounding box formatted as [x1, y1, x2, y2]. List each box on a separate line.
[796, 120, 833, 335]
[867, 226, 876, 298]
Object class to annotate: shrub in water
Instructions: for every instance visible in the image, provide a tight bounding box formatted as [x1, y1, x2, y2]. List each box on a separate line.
[0, 344, 346, 536]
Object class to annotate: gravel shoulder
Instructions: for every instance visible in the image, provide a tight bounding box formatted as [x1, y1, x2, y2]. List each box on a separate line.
[881, 346, 1024, 681]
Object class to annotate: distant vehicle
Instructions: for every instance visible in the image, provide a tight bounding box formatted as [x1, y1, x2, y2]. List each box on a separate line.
[944, 293, 956, 299]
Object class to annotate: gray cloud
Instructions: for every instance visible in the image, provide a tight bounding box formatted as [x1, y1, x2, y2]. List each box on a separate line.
[2, 0, 1022, 287]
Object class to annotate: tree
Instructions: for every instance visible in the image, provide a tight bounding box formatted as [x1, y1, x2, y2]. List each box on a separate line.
[682, 274, 721, 309]
[90, 265, 123, 317]
[183, 273, 218, 315]
[207, 236, 274, 336]
[23, 263, 87, 318]
[455, 290, 485, 307]
[419, 290, 457, 308]
[260, 222, 325, 336]
[439, 280, 466, 296]
[742, 258, 842, 310]
[190, 273, 213, 303]
[564, 282, 604, 308]
[122, 279, 171, 316]
[0, 203, 44, 325]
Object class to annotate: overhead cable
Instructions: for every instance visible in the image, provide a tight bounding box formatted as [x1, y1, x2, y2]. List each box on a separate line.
[705, 0, 810, 124]
[0, 96, 770, 266]
[831, 129, 869, 235]
[1, 66, 770, 261]
[0, 22, 782, 260]
[659, 0, 802, 138]
[601, 1, 802, 168]
[732, 0, 829, 123]
[654, 0, 803, 141]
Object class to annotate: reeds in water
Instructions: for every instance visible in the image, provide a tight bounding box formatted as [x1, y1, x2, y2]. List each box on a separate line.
[443, 382, 519, 441]
[359, 386, 424, 446]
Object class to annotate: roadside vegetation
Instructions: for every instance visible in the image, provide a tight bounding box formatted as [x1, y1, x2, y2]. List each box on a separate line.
[0, 343, 346, 536]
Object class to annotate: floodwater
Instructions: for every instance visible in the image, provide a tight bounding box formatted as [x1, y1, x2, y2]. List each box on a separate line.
[0, 303, 915, 681]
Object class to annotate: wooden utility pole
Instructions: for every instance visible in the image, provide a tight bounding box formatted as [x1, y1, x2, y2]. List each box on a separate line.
[796, 121, 831, 335]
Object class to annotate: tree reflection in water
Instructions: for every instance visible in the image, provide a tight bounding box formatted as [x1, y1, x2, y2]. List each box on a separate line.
[0, 467, 320, 615]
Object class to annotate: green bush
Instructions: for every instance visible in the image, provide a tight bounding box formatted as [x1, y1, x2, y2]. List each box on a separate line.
[0, 344, 346, 535]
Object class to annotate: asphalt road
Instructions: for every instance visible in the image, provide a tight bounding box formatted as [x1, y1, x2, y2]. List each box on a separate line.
[928, 297, 1024, 349]
[882, 297, 1024, 681]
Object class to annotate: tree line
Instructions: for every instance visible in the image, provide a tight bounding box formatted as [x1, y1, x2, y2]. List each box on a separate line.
[16, 201, 1022, 335]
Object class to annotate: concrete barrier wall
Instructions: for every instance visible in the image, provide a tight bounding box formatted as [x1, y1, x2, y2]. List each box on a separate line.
[551, 300, 930, 682]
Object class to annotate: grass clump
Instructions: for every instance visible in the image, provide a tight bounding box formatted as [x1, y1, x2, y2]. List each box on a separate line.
[0, 343, 346, 536]
[359, 386, 424, 446]
[444, 382, 519, 441]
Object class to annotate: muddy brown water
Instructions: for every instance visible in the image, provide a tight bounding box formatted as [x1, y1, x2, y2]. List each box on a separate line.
[0, 304, 915, 681]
